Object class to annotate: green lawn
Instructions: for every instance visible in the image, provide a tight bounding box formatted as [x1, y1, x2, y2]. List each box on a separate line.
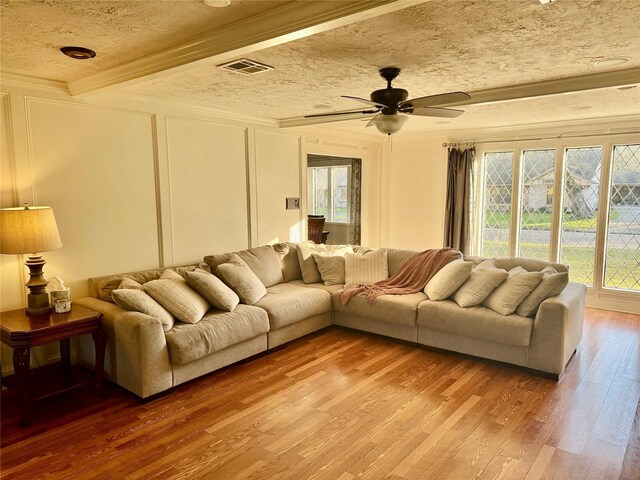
[484, 210, 618, 231]
[481, 240, 639, 290]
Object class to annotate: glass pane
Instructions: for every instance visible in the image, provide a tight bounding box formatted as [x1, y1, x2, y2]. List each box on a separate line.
[604, 144, 640, 292]
[480, 152, 513, 257]
[310, 168, 329, 217]
[560, 147, 602, 286]
[331, 166, 350, 223]
[518, 149, 556, 261]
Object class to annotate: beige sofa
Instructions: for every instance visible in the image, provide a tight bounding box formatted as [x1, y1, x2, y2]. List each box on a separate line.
[75, 244, 585, 399]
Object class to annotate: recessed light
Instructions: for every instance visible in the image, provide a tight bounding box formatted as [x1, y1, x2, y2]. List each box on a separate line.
[204, 0, 231, 7]
[594, 57, 630, 68]
[619, 85, 637, 90]
[60, 46, 96, 60]
[539, 0, 557, 4]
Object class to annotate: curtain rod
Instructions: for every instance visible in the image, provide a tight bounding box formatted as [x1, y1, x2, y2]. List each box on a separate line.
[442, 129, 640, 148]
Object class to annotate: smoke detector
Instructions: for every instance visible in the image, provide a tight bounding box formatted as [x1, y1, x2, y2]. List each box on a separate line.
[218, 59, 274, 75]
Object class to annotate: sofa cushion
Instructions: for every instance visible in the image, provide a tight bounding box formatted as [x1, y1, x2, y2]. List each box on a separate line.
[204, 245, 283, 287]
[332, 290, 426, 327]
[344, 249, 388, 288]
[417, 300, 534, 347]
[425, 260, 474, 300]
[165, 305, 269, 365]
[483, 267, 544, 316]
[464, 255, 568, 273]
[273, 241, 311, 282]
[216, 254, 267, 305]
[451, 261, 508, 307]
[112, 288, 175, 332]
[287, 279, 345, 295]
[184, 268, 240, 312]
[143, 270, 210, 324]
[385, 248, 418, 276]
[516, 266, 569, 317]
[254, 283, 332, 329]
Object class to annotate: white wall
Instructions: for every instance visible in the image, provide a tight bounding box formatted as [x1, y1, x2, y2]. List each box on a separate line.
[382, 137, 448, 250]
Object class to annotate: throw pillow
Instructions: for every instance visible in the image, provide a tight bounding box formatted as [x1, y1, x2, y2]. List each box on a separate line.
[451, 264, 509, 307]
[216, 253, 267, 305]
[483, 267, 545, 316]
[424, 260, 474, 301]
[204, 245, 283, 287]
[273, 241, 310, 282]
[143, 270, 210, 324]
[296, 243, 329, 283]
[312, 254, 347, 286]
[516, 266, 569, 317]
[112, 288, 175, 332]
[344, 248, 389, 288]
[184, 268, 240, 312]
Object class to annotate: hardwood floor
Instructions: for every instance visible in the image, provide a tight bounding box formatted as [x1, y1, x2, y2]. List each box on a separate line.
[1, 307, 639, 479]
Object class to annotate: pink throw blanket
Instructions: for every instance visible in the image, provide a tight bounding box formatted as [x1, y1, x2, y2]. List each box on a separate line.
[340, 248, 456, 305]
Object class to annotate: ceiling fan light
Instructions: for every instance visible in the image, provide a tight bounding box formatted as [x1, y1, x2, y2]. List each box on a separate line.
[373, 115, 408, 135]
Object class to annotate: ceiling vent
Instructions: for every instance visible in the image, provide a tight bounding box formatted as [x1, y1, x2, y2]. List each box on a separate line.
[218, 59, 274, 75]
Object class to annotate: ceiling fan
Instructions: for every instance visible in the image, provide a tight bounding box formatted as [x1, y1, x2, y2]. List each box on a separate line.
[304, 67, 471, 135]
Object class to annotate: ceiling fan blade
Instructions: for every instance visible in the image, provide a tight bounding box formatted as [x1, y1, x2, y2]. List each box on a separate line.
[341, 95, 386, 108]
[304, 108, 380, 119]
[365, 114, 381, 127]
[409, 106, 465, 118]
[400, 91, 471, 109]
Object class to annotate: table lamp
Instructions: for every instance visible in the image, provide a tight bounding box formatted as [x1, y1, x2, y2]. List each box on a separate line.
[0, 204, 63, 315]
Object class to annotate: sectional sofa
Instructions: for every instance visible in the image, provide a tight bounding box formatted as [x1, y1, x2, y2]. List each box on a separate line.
[75, 243, 586, 399]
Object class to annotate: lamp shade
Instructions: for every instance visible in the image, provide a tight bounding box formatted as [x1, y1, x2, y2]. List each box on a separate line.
[373, 114, 408, 135]
[0, 205, 62, 254]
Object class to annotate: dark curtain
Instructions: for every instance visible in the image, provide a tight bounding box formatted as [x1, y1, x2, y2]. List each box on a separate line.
[349, 158, 362, 245]
[444, 147, 475, 254]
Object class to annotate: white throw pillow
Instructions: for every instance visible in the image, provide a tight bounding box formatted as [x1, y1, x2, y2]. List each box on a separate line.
[344, 249, 388, 288]
[216, 253, 267, 305]
[143, 270, 210, 324]
[483, 266, 544, 316]
[184, 268, 240, 312]
[516, 266, 569, 317]
[451, 263, 508, 307]
[425, 260, 474, 300]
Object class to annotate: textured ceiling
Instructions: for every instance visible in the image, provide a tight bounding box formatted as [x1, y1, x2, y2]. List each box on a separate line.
[1, 0, 639, 136]
[0, 0, 285, 82]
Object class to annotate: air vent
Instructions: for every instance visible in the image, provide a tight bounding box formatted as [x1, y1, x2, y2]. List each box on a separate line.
[218, 59, 274, 75]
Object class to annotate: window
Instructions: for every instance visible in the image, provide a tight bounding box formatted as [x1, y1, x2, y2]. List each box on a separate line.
[475, 140, 640, 299]
[518, 149, 556, 261]
[604, 144, 640, 291]
[480, 151, 513, 258]
[308, 165, 351, 223]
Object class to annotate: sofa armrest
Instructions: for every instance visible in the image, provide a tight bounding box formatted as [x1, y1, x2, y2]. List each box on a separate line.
[74, 297, 173, 398]
[527, 282, 586, 375]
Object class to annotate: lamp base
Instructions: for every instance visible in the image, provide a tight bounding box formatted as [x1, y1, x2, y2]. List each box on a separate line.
[24, 254, 51, 316]
[26, 293, 51, 316]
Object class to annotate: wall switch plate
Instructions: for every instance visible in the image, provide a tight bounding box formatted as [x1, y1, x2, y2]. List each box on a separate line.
[285, 197, 300, 210]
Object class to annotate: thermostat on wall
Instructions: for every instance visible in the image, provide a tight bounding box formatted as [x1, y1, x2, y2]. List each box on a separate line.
[286, 197, 300, 210]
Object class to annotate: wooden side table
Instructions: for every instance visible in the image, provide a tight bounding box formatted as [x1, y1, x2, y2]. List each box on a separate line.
[0, 304, 105, 426]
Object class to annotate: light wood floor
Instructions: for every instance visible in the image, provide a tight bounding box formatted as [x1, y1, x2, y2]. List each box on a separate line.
[1, 307, 639, 480]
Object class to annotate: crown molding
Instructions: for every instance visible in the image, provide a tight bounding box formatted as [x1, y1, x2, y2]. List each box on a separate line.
[434, 67, 640, 107]
[68, 0, 427, 96]
[393, 114, 640, 144]
[0, 72, 68, 93]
